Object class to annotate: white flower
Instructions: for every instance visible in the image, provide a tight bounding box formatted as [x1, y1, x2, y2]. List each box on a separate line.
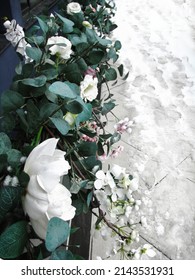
[4, 19, 30, 59]
[47, 36, 72, 60]
[110, 164, 126, 180]
[80, 75, 98, 102]
[67, 2, 82, 15]
[94, 170, 115, 190]
[23, 138, 75, 239]
[141, 244, 156, 258]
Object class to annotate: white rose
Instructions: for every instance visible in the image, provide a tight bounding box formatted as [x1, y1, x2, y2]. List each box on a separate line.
[67, 2, 82, 15]
[80, 75, 98, 102]
[47, 36, 72, 60]
[23, 138, 75, 239]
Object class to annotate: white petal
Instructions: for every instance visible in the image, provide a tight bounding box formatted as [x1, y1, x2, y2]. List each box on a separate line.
[147, 249, 156, 258]
[96, 170, 105, 180]
[23, 193, 48, 220]
[24, 138, 58, 173]
[47, 183, 75, 220]
[94, 179, 103, 190]
[30, 214, 49, 240]
[27, 175, 48, 200]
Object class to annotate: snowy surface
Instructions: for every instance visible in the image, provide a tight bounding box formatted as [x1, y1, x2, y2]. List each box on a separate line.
[90, 0, 195, 259]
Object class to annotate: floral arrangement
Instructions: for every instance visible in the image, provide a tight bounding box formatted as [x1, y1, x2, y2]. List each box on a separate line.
[0, 0, 155, 260]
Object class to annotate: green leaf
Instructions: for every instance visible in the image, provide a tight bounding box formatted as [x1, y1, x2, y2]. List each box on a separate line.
[26, 46, 42, 63]
[49, 81, 77, 99]
[0, 186, 22, 223]
[39, 103, 60, 122]
[7, 149, 22, 168]
[87, 191, 93, 207]
[63, 63, 82, 83]
[105, 68, 117, 81]
[76, 103, 92, 125]
[0, 133, 11, 155]
[36, 16, 49, 33]
[87, 50, 105, 65]
[56, 13, 74, 33]
[1, 90, 24, 113]
[75, 42, 89, 54]
[114, 40, 122, 50]
[0, 221, 28, 259]
[26, 100, 40, 133]
[18, 172, 30, 188]
[83, 156, 102, 171]
[78, 142, 97, 156]
[65, 100, 83, 114]
[118, 64, 124, 76]
[50, 248, 74, 260]
[40, 66, 58, 81]
[68, 33, 87, 46]
[22, 75, 47, 87]
[101, 101, 116, 115]
[0, 114, 16, 133]
[86, 29, 98, 44]
[46, 217, 70, 252]
[97, 37, 112, 46]
[50, 117, 70, 135]
[0, 154, 7, 173]
[107, 47, 118, 63]
[110, 132, 121, 145]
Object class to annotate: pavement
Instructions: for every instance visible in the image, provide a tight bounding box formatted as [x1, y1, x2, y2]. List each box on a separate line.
[90, 0, 195, 260]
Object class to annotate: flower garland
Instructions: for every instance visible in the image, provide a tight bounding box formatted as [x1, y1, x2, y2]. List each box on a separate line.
[0, 0, 155, 260]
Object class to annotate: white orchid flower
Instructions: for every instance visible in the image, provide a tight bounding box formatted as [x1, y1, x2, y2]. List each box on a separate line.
[23, 138, 75, 239]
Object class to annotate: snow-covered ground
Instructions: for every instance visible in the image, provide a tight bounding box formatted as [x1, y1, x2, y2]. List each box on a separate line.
[90, 0, 195, 259]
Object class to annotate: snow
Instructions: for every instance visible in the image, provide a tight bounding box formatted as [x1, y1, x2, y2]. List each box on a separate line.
[106, 0, 195, 259]
[90, 0, 195, 259]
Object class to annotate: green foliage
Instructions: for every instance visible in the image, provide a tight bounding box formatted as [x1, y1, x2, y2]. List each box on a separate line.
[45, 217, 70, 252]
[0, 221, 28, 259]
[1, 90, 24, 113]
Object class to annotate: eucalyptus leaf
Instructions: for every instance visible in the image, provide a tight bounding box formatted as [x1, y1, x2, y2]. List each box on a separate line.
[105, 68, 117, 81]
[1, 90, 24, 113]
[49, 81, 77, 99]
[0, 221, 28, 259]
[76, 103, 92, 125]
[36, 16, 49, 33]
[78, 142, 97, 156]
[50, 248, 74, 260]
[0, 133, 11, 155]
[56, 13, 74, 33]
[22, 75, 47, 87]
[49, 117, 70, 135]
[26, 47, 42, 63]
[0, 186, 22, 223]
[45, 217, 70, 252]
[7, 149, 22, 168]
[87, 50, 105, 65]
[101, 101, 116, 115]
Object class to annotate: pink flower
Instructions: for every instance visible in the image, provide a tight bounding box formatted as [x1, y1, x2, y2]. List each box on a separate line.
[114, 117, 133, 134]
[110, 145, 124, 158]
[84, 67, 96, 78]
